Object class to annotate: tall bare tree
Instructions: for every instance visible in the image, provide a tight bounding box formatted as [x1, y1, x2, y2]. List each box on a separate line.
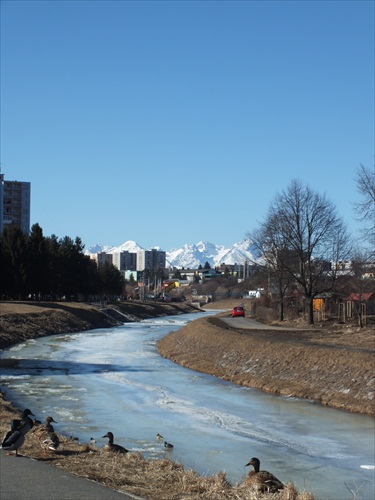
[250, 180, 351, 324]
[354, 164, 375, 255]
[249, 217, 294, 321]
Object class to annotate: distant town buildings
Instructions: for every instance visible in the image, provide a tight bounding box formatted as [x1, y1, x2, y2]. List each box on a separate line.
[137, 249, 166, 272]
[0, 173, 31, 234]
[90, 251, 113, 268]
[112, 251, 137, 272]
[89, 248, 166, 275]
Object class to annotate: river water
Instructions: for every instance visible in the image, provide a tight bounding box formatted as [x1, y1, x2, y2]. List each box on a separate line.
[1, 312, 374, 499]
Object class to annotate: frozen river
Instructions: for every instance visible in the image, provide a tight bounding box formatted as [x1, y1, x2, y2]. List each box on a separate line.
[1, 312, 374, 499]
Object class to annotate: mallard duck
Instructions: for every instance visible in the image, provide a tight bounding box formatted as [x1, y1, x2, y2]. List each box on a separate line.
[13, 408, 35, 435]
[2, 417, 21, 443]
[1, 409, 35, 456]
[1, 430, 26, 456]
[244, 457, 284, 492]
[102, 432, 128, 454]
[156, 433, 164, 440]
[41, 432, 60, 451]
[164, 441, 174, 449]
[34, 416, 57, 435]
[43, 416, 58, 433]
[33, 416, 60, 452]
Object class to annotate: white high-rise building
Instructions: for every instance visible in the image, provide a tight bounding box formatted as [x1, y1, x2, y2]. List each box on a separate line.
[0, 173, 31, 234]
[136, 249, 166, 272]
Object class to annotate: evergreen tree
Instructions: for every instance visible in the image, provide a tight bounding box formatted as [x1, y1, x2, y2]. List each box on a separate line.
[98, 261, 125, 297]
[28, 223, 49, 299]
[0, 225, 29, 299]
[45, 234, 61, 299]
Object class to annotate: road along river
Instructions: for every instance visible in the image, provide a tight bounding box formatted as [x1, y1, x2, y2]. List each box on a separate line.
[1, 312, 374, 499]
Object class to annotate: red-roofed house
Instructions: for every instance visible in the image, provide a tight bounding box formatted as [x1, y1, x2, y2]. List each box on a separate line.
[346, 292, 374, 326]
[348, 292, 374, 302]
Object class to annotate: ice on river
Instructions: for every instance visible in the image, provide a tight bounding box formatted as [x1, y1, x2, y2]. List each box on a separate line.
[1, 312, 374, 499]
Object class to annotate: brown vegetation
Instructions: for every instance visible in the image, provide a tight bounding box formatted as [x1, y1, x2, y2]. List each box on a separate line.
[158, 302, 375, 416]
[0, 393, 315, 500]
[1, 299, 374, 498]
[0, 300, 200, 349]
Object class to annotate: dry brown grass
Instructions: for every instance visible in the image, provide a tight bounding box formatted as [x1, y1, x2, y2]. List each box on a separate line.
[0, 300, 200, 350]
[158, 314, 375, 415]
[1, 392, 317, 500]
[3, 300, 370, 499]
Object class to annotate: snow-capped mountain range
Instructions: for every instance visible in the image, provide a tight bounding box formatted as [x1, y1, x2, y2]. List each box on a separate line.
[87, 239, 260, 269]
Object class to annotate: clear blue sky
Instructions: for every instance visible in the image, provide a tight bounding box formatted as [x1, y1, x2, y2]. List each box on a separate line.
[1, 0, 374, 251]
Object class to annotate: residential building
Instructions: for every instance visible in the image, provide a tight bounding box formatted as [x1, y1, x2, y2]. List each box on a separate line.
[90, 252, 113, 267]
[137, 249, 166, 272]
[112, 251, 137, 271]
[0, 173, 31, 234]
[216, 261, 257, 278]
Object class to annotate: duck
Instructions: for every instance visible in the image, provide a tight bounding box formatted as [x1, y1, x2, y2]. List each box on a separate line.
[13, 408, 35, 435]
[2, 417, 21, 443]
[156, 433, 164, 440]
[34, 416, 57, 435]
[244, 457, 284, 493]
[164, 441, 174, 449]
[41, 432, 60, 451]
[33, 416, 60, 452]
[1, 430, 26, 456]
[102, 432, 128, 454]
[1, 409, 35, 456]
[43, 416, 58, 433]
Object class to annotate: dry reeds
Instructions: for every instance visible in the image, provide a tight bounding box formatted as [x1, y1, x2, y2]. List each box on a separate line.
[1, 392, 318, 500]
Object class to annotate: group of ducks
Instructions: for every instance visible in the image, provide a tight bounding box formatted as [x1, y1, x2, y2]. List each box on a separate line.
[98, 432, 284, 493]
[156, 432, 174, 450]
[1, 409, 284, 494]
[1, 409, 60, 456]
[99, 431, 174, 454]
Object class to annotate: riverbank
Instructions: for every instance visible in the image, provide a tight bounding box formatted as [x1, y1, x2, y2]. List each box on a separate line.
[0, 388, 313, 500]
[158, 306, 375, 416]
[0, 300, 200, 349]
[1, 299, 373, 499]
[1, 299, 374, 415]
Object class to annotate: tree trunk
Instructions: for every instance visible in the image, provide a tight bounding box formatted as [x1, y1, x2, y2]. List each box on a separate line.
[278, 298, 284, 322]
[357, 303, 364, 328]
[307, 296, 314, 325]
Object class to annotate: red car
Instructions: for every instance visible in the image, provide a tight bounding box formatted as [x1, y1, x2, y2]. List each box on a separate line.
[232, 306, 245, 317]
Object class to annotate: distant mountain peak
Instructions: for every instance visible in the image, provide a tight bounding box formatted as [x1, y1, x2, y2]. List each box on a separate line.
[87, 238, 260, 268]
[86, 240, 143, 255]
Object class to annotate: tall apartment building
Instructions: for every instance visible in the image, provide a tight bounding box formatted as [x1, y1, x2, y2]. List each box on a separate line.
[137, 249, 166, 272]
[89, 248, 166, 273]
[0, 173, 31, 234]
[112, 251, 137, 271]
[90, 252, 113, 267]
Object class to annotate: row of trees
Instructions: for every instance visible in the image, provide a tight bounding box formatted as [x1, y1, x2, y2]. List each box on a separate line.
[247, 165, 375, 325]
[0, 223, 125, 300]
[1, 165, 373, 324]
